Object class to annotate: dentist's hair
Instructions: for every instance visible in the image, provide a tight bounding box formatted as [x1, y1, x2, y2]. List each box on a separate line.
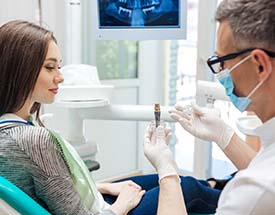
[0, 20, 57, 123]
[216, 0, 275, 50]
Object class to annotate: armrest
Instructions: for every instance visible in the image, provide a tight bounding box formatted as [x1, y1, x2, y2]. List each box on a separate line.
[0, 176, 51, 215]
[84, 159, 100, 172]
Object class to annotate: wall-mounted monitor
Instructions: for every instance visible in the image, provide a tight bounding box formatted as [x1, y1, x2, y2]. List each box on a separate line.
[91, 0, 187, 40]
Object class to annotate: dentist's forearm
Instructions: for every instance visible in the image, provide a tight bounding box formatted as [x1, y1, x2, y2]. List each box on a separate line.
[223, 133, 258, 170]
[158, 175, 187, 215]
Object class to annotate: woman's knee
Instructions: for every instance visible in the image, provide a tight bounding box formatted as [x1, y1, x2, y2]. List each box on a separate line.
[181, 176, 201, 187]
[180, 176, 206, 196]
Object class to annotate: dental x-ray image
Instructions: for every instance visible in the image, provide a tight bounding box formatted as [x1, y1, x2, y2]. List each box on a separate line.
[98, 0, 179, 28]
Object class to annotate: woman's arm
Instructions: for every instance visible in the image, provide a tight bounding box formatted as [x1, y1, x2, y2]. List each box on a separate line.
[16, 127, 94, 215]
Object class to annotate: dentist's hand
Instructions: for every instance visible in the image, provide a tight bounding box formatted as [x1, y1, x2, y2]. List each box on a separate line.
[169, 103, 234, 150]
[144, 125, 179, 182]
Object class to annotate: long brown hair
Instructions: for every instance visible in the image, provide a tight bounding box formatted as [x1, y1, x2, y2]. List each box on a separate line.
[0, 20, 57, 125]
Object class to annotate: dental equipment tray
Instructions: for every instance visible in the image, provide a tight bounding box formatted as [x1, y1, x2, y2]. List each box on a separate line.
[55, 85, 114, 102]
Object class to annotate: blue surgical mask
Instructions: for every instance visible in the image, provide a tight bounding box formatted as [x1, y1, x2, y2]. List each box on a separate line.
[216, 55, 264, 112]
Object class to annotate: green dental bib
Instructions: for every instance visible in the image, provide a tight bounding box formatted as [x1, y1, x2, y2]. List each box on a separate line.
[48, 130, 100, 213]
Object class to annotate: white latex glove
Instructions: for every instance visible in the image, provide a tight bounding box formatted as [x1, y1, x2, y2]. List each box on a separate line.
[144, 124, 179, 182]
[169, 103, 234, 150]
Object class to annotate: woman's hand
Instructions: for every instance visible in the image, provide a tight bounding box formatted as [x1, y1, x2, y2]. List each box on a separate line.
[109, 183, 145, 215]
[97, 180, 141, 196]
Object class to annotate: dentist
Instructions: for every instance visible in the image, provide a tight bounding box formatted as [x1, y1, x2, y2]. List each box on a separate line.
[145, 0, 275, 214]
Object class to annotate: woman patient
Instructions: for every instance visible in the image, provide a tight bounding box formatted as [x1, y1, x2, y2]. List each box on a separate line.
[0, 20, 144, 215]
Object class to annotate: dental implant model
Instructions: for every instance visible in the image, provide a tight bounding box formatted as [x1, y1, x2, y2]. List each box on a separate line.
[154, 104, 161, 128]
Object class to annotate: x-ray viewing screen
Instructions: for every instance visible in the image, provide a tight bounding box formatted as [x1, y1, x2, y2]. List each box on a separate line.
[98, 0, 180, 28]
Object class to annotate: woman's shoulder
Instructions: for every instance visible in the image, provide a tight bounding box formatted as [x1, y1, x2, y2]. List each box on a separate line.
[4, 125, 71, 178]
[8, 125, 57, 150]
[11, 125, 50, 137]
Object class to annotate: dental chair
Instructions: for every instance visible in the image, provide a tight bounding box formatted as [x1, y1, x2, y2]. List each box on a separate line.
[0, 176, 51, 215]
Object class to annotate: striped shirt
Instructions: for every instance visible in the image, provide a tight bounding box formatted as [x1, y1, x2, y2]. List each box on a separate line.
[0, 123, 114, 215]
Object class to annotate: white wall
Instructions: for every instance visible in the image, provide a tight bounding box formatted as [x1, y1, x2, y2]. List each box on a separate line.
[0, 0, 68, 64]
[0, 0, 37, 24]
[41, 0, 67, 64]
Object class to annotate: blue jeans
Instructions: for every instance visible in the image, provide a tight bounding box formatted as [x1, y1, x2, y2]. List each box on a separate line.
[103, 174, 221, 215]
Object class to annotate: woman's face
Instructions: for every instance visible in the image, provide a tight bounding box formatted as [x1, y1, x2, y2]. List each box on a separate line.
[32, 40, 63, 104]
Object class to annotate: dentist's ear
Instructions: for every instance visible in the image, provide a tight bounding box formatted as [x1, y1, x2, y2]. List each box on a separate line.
[251, 49, 273, 81]
[259, 65, 264, 72]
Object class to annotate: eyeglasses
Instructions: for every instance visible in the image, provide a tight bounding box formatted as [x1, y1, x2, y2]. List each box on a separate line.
[207, 48, 275, 74]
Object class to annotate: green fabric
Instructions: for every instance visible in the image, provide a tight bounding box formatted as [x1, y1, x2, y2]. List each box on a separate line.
[48, 130, 100, 213]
